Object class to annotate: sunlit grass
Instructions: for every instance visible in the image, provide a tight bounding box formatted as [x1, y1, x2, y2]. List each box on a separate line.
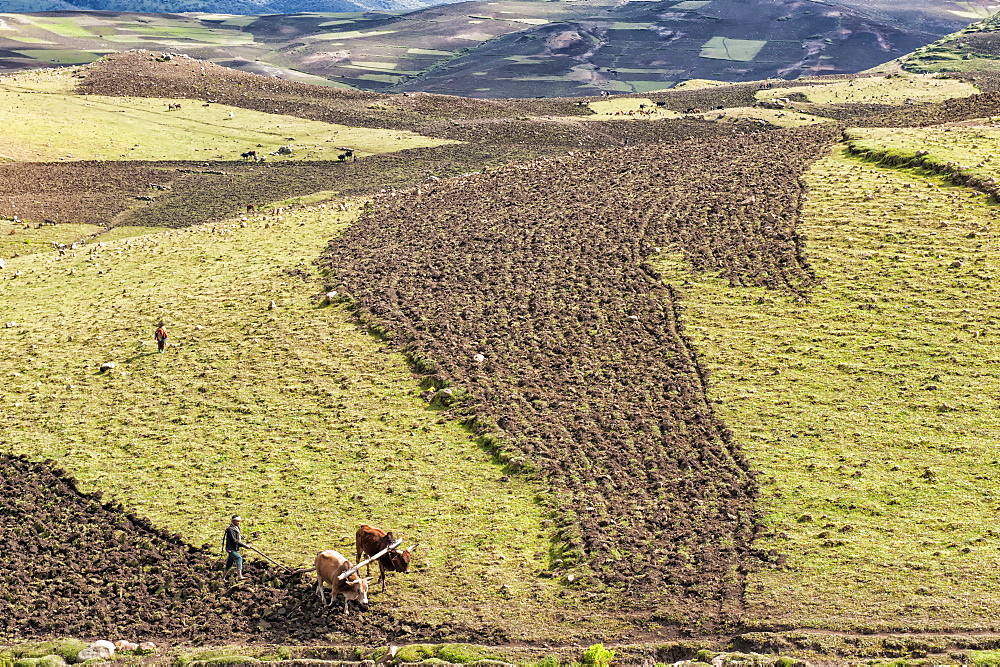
[0, 69, 457, 162]
[0, 202, 594, 640]
[654, 148, 1000, 632]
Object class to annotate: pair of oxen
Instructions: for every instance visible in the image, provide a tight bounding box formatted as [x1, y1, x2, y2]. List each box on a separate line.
[314, 524, 418, 613]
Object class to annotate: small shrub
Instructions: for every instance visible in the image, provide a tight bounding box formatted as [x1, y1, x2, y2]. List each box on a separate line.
[968, 650, 1000, 666]
[527, 657, 561, 667]
[581, 644, 614, 667]
[394, 645, 436, 663]
[8, 641, 87, 664]
[436, 645, 493, 663]
[14, 657, 66, 667]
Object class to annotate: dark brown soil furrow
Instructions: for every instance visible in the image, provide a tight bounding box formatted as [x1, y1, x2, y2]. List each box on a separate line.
[319, 126, 840, 614]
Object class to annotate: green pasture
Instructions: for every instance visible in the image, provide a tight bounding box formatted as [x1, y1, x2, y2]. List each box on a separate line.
[0, 203, 599, 640]
[672, 78, 737, 90]
[700, 37, 766, 62]
[764, 74, 978, 105]
[5, 36, 56, 45]
[12, 49, 113, 64]
[306, 29, 397, 40]
[407, 48, 452, 56]
[845, 122, 1000, 184]
[195, 14, 258, 27]
[0, 221, 150, 259]
[0, 70, 456, 162]
[654, 147, 1000, 631]
[587, 97, 662, 114]
[19, 16, 99, 39]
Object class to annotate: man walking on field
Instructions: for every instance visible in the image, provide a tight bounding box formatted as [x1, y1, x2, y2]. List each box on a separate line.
[154, 321, 168, 353]
[223, 515, 251, 579]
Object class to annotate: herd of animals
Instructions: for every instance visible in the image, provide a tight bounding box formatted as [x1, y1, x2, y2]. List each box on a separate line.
[311, 524, 418, 614]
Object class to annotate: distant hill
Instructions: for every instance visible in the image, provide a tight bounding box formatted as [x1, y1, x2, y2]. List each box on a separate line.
[0, 0, 439, 13]
[1, 0, 998, 95]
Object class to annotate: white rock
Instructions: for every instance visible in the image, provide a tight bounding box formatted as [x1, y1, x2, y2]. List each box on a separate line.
[78, 640, 116, 662]
[0, 258, 5, 269]
[100, 362, 116, 372]
[4, 322, 16, 328]
[114, 640, 139, 652]
[137, 642, 157, 653]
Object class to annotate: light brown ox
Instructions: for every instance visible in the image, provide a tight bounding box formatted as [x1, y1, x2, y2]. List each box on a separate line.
[314, 550, 371, 614]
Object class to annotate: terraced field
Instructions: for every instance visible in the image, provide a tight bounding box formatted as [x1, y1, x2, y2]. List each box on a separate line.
[13, 42, 1000, 663]
[655, 147, 1000, 633]
[0, 201, 575, 644]
[320, 126, 840, 621]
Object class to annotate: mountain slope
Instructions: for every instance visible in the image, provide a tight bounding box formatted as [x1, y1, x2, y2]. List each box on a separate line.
[1, 0, 997, 95]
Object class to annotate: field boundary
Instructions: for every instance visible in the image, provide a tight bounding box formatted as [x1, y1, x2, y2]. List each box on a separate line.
[844, 134, 1000, 198]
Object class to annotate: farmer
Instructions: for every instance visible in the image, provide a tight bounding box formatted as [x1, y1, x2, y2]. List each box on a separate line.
[223, 515, 251, 579]
[153, 321, 168, 353]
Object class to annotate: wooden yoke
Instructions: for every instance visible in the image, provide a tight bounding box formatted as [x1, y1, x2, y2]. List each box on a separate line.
[338, 538, 403, 580]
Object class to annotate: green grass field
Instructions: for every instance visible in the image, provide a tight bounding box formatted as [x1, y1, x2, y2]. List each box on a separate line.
[846, 122, 1000, 186]
[764, 74, 978, 105]
[0, 202, 605, 640]
[700, 37, 766, 62]
[654, 147, 1000, 632]
[0, 70, 456, 162]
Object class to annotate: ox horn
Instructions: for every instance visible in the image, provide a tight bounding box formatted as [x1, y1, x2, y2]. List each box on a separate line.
[403, 543, 420, 553]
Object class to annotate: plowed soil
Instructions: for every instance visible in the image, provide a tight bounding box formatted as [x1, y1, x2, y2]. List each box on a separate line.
[0, 54, 776, 230]
[75, 52, 773, 148]
[0, 454, 490, 644]
[319, 125, 841, 616]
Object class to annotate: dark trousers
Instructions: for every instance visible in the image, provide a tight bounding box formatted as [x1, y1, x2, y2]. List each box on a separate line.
[225, 550, 243, 574]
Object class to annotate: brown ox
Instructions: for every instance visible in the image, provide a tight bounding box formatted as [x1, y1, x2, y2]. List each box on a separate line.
[314, 550, 370, 614]
[355, 525, 416, 592]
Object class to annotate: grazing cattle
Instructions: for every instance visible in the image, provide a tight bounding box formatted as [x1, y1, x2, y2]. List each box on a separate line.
[336, 148, 356, 162]
[355, 525, 416, 593]
[314, 550, 370, 614]
[241, 150, 257, 161]
[166, 103, 181, 111]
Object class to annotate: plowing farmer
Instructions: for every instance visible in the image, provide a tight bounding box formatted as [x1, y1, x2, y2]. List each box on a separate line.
[153, 321, 168, 353]
[223, 515, 251, 579]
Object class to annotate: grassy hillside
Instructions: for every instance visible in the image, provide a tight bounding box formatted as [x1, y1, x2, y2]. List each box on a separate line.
[0, 201, 591, 641]
[12, 48, 1000, 662]
[0, 69, 452, 161]
[655, 147, 1000, 632]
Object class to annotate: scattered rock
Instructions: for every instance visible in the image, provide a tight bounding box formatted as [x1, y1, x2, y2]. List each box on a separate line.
[99, 362, 117, 372]
[78, 640, 115, 662]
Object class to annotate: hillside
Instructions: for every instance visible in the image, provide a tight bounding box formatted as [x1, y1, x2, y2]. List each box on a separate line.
[1, 0, 999, 96]
[8, 50, 1000, 664]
